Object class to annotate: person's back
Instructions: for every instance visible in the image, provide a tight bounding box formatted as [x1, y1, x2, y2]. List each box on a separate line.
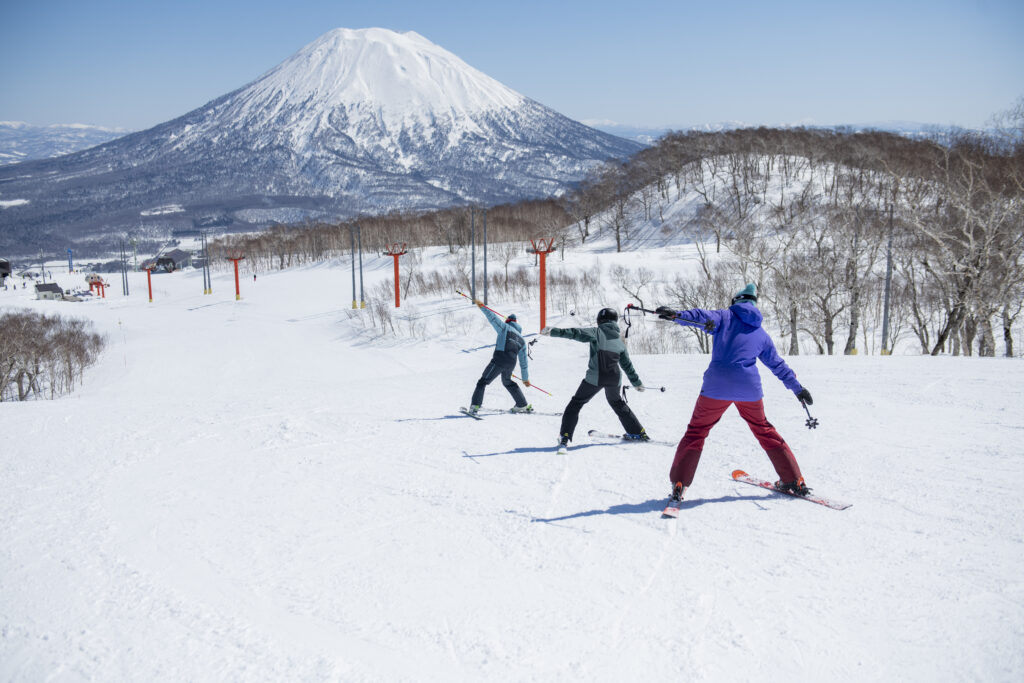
[668, 297, 800, 403]
[551, 319, 639, 388]
[658, 283, 812, 500]
[542, 308, 647, 448]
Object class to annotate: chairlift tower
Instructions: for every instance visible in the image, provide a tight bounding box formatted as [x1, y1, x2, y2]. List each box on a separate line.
[227, 250, 245, 301]
[527, 237, 557, 330]
[384, 243, 408, 308]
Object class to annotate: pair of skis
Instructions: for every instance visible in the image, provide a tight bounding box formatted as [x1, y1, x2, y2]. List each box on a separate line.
[552, 429, 676, 454]
[458, 407, 562, 420]
[553, 430, 676, 455]
[586, 429, 676, 447]
[661, 469, 852, 517]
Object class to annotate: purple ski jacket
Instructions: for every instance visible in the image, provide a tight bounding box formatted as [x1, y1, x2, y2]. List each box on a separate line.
[671, 301, 803, 402]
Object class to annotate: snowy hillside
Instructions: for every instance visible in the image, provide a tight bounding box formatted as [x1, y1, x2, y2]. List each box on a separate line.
[2, 242, 1022, 681]
[0, 121, 129, 166]
[0, 28, 640, 254]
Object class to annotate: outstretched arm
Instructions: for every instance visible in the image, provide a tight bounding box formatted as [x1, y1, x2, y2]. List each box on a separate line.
[478, 305, 505, 333]
[657, 306, 723, 333]
[548, 327, 598, 343]
[758, 338, 803, 394]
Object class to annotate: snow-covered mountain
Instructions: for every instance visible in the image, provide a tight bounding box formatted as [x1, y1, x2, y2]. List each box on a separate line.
[0, 121, 130, 166]
[0, 28, 641, 254]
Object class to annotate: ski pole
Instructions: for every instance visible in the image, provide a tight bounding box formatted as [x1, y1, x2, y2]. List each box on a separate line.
[625, 303, 709, 331]
[801, 400, 819, 429]
[455, 289, 504, 318]
[623, 384, 667, 393]
[513, 374, 552, 396]
[622, 384, 667, 403]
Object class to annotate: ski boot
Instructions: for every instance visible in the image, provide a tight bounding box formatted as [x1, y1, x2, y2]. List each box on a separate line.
[671, 481, 686, 502]
[624, 429, 651, 441]
[774, 477, 810, 496]
[556, 433, 570, 452]
[509, 404, 533, 413]
[467, 404, 481, 416]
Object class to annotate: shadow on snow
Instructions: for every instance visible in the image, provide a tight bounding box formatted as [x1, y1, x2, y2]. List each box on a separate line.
[462, 444, 605, 459]
[530, 494, 769, 524]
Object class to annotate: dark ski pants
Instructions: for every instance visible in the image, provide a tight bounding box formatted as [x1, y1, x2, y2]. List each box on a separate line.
[559, 380, 643, 441]
[669, 395, 802, 486]
[471, 361, 527, 408]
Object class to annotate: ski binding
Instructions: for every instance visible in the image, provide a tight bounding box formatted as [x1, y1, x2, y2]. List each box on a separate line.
[731, 469, 851, 510]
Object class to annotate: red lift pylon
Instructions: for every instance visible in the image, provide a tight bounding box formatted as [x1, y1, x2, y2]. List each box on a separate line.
[527, 237, 557, 330]
[384, 243, 407, 307]
[227, 251, 245, 301]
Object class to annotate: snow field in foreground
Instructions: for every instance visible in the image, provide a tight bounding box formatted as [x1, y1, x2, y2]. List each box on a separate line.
[1, 259, 1022, 682]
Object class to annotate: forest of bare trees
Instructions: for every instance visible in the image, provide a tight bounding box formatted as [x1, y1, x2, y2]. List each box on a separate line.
[0, 310, 106, 401]
[210, 106, 1024, 357]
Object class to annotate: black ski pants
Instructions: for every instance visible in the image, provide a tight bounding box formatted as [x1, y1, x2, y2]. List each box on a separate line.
[471, 360, 527, 408]
[559, 380, 643, 441]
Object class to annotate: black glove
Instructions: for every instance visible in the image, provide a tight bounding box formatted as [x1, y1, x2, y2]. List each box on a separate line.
[655, 305, 677, 320]
[703, 320, 715, 332]
[796, 388, 813, 405]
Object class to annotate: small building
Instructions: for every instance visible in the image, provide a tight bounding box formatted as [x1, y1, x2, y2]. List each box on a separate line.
[0, 258, 10, 284]
[35, 283, 64, 301]
[157, 249, 192, 272]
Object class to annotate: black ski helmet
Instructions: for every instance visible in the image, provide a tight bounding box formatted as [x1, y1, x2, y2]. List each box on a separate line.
[596, 307, 618, 324]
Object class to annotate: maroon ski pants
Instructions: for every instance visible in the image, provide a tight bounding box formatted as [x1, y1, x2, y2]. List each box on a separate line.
[669, 395, 802, 486]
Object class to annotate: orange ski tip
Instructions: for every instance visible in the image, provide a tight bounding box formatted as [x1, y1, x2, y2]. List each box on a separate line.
[731, 469, 748, 480]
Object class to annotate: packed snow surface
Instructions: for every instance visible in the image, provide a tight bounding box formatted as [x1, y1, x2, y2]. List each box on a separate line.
[2, 248, 1022, 682]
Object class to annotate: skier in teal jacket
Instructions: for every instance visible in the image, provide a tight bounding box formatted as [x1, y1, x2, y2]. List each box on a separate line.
[466, 300, 531, 415]
[542, 307, 648, 449]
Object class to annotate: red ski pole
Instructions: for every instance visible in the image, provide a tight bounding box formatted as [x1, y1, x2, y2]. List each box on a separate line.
[455, 289, 506, 318]
[512, 374, 552, 396]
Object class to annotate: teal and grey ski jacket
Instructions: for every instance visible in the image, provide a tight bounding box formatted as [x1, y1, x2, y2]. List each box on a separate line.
[550, 321, 641, 388]
[481, 307, 529, 381]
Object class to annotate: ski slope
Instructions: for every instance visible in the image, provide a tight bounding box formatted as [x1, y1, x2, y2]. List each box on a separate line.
[2, 255, 1022, 682]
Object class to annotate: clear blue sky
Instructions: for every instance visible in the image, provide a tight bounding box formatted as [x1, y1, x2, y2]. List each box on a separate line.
[1, 0, 1022, 131]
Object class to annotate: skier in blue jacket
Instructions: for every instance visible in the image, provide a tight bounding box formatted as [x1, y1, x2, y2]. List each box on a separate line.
[657, 284, 813, 501]
[466, 300, 532, 415]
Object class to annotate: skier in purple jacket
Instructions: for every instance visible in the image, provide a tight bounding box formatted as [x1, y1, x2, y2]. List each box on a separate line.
[656, 284, 813, 502]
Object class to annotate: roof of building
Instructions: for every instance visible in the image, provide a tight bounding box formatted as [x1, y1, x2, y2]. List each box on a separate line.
[163, 249, 191, 262]
[35, 283, 63, 294]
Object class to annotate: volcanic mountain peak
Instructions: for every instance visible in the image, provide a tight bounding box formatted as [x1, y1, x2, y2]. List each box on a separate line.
[232, 28, 526, 133]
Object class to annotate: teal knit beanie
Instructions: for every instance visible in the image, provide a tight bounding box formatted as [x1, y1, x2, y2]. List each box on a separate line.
[732, 283, 758, 304]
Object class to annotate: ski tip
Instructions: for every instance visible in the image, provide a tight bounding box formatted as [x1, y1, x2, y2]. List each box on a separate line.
[731, 469, 748, 480]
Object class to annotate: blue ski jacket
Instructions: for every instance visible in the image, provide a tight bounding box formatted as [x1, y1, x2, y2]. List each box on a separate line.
[670, 301, 803, 402]
[481, 307, 529, 381]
